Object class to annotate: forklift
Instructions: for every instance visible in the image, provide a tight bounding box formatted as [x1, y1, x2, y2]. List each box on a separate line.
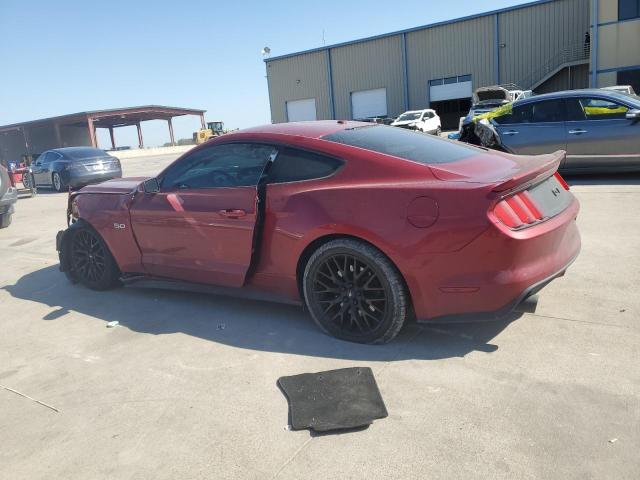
[193, 121, 226, 144]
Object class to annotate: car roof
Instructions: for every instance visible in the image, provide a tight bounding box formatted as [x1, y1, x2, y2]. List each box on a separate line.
[515, 88, 639, 105]
[50, 146, 106, 154]
[232, 120, 368, 139]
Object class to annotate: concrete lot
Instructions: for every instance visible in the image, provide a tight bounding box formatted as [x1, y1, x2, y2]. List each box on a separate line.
[1, 153, 639, 479]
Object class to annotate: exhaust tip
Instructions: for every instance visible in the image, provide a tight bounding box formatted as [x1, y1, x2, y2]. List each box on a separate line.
[516, 294, 538, 314]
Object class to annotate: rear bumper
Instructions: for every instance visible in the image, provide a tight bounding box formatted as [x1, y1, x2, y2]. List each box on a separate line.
[64, 169, 122, 188]
[411, 196, 581, 321]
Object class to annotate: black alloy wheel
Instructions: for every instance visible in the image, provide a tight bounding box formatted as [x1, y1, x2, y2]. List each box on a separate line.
[71, 229, 107, 284]
[303, 239, 408, 344]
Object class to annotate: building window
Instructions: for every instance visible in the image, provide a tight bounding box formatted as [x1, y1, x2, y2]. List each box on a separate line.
[617, 68, 640, 93]
[429, 79, 443, 86]
[619, 0, 640, 20]
[458, 74, 472, 82]
[444, 76, 457, 84]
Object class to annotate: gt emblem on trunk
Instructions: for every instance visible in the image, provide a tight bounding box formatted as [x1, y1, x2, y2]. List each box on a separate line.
[113, 223, 126, 229]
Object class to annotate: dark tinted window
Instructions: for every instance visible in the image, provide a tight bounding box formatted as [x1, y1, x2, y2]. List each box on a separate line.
[565, 99, 586, 121]
[619, 0, 640, 20]
[429, 79, 443, 86]
[322, 125, 478, 165]
[269, 148, 342, 183]
[64, 148, 108, 160]
[494, 99, 564, 124]
[617, 68, 640, 94]
[161, 143, 275, 190]
[458, 74, 472, 82]
[444, 77, 457, 84]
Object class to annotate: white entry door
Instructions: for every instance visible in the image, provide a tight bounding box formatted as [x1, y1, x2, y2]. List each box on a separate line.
[286, 98, 317, 122]
[351, 88, 387, 120]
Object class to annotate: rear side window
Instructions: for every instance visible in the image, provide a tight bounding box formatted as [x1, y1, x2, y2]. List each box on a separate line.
[269, 148, 342, 183]
[579, 98, 629, 120]
[322, 125, 478, 165]
[494, 100, 564, 124]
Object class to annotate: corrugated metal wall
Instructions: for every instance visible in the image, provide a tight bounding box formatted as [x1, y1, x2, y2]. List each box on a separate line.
[265, 0, 591, 123]
[265, 51, 330, 123]
[406, 16, 495, 110]
[330, 36, 404, 119]
[499, 0, 590, 87]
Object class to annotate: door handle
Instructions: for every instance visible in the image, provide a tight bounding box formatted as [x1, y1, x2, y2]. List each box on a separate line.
[503, 130, 519, 136]
[568, 129, 587, 135]
[218, 209, 246, 218]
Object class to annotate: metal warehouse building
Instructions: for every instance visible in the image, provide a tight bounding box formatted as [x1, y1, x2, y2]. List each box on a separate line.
[265, 0, 640, 129]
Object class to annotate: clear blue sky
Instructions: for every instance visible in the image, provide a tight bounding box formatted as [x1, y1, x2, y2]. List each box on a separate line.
[0, 0, 531, 148]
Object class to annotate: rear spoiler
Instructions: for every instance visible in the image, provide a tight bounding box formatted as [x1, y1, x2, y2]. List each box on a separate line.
[492, 150, 564, 194]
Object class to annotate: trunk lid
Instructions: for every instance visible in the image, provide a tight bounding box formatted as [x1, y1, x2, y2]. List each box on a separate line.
[429, 150, 564, 190]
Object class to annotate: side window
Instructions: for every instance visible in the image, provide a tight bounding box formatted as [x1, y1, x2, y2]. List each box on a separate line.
[160, 143, 275, 191]
[565, 99, 586, 121]
[494, 100, 564, 124]
[269, 148, 343, 183]
[579, 98, 629, 120]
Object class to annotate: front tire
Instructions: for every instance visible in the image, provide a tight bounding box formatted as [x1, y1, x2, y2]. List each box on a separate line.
[52, 172, 65, 192]
[435, 127, 442, 136]
[67, 226, 120, 290]
[303, 238, 409, 344]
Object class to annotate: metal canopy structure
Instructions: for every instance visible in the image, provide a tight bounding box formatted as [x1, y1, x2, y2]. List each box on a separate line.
[0, 105, 206, 162]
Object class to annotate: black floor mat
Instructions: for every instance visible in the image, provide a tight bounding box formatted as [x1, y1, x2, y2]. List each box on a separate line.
[278, 367, 388, 432]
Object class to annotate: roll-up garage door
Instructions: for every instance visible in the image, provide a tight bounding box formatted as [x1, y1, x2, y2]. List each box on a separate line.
[351, 88, 387, 120]
[286, 98, 317, 122]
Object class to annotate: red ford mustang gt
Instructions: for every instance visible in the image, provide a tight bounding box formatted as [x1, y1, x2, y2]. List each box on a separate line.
[56, 121, 580, 344]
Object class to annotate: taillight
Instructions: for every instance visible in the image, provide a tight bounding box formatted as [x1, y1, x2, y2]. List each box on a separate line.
[493, 190, 544, 229]
[554, 172, 570, 190]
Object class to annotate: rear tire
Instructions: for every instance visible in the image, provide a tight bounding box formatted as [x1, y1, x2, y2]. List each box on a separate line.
[435, 127, 442, 136]
[52, 172, 65, 192]
[67, 225, 120, 290]
[0, 212, 12, 229]
[303, 238, 409, 344]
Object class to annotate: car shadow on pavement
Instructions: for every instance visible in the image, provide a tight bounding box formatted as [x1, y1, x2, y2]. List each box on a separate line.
[3, 265, 519, 362]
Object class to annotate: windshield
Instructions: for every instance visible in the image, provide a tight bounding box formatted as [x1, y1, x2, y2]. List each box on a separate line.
[396, 112, 421, 121]
[322, 125, 479, 165]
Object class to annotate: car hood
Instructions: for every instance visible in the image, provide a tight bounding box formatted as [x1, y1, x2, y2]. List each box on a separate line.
[391, 120, 418, 126]
[78, 177, 148, 195]
[429, 150, 564, 186]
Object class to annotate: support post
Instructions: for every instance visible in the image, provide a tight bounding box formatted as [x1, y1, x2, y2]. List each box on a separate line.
[136, 122, 144, 149]
[87, 117, 97, 148]
[325, 49, 335, 119]
[109, 127, 116, 150]
[494, 13, 501, 85]
[199, 113, 206, 129]
[400, 34, 409, 112]
[590, 0, 599, 88]
[21, 127, 31, 155]
[167, 118, 175, 146]
[54, 123, 63, 147]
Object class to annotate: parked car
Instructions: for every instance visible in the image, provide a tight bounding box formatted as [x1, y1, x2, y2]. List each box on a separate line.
[0, 163, 18, 228]
[459, 85, 533, 132]
[56, 121, 580, 344]
[31, 147, 122, 192]
[460, 89, 640, 173]
[391, 109, 441, 134]
[601, 85, 636, 96]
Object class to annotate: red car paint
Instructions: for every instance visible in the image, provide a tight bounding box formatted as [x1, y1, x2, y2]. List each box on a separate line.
[71, 121, 580, 321]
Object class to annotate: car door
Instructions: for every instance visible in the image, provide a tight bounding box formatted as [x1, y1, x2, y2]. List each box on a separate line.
[129, 143, 276, 287]
[492, 99, 567, 155]
[421, 111, 435, 132]
[31, 152, 51, 185]
[563, 96, 640, 171]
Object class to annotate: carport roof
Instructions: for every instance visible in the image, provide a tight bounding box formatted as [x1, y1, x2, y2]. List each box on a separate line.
[0, 105, 206, 132]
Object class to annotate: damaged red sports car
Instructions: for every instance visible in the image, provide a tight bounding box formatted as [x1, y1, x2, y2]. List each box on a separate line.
[56, 121, 580, 344]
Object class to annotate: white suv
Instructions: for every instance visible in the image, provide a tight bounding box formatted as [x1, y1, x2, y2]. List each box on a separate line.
[391, 109, 441, 135]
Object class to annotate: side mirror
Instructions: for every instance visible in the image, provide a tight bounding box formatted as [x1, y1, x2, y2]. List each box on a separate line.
[625, 109, 640, 121]
[143, 177, 160, 194]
